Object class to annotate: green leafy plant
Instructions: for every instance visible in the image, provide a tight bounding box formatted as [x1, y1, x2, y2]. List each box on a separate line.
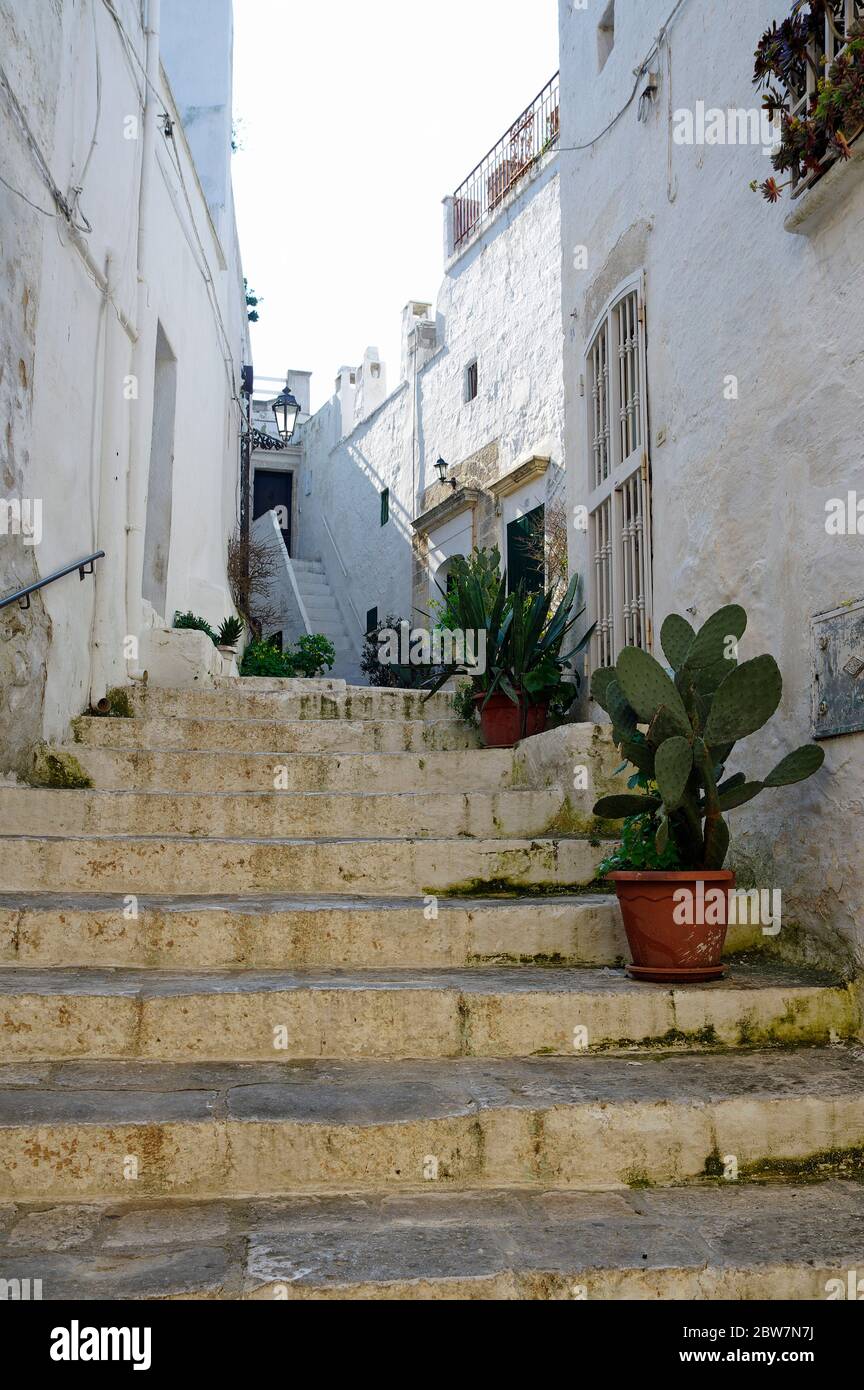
[452, 678, 479, 726]
[217, 616, 244, 648]
[173, 611, 218, 645]
[293, 633, 336, 677]
[244, 277, 262, 322]
[752, 3, 864, 202]
[430, 546, 503, 630]
[591, 605, 825, 870]
[240, 637, 290, 677]
[240, 633, 336, 678]
[598, 810, 682, 876]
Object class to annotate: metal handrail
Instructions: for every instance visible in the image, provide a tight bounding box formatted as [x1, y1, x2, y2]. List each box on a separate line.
[0, 551, 105, 612]
[453, 72, 560, 248]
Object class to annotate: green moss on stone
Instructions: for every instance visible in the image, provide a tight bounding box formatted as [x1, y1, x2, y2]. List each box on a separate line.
[740, 1144, 864, 1184]
[29, 746, 93, 789]
[436, 878, 601, 899]
[105, 686, 133, 718]
[626, 1169, 653, 1189]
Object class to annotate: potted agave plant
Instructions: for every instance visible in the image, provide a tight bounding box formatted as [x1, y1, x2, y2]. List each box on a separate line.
[592, 605, 825, 982]
[427, 557, 594, 748]
[217, 615, 244, 657]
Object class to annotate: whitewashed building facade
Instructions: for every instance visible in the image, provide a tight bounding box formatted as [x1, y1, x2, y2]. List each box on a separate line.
[558, 0, 864, 968]
[287, 74, 567, 669]
[0, 0, 249, 773]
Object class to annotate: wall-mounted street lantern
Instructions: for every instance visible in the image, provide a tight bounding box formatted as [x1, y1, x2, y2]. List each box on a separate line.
[435, 457, 458, 490]
[272, 388, 300, 443]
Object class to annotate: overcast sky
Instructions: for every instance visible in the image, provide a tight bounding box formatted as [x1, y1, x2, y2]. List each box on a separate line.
[232, 0, 559, 411]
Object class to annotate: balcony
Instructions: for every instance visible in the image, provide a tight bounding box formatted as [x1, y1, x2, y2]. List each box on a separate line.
[452, 72, 560, 250]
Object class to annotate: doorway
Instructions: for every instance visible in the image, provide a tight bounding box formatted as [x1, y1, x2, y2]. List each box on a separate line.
[253, 469, 292, 553]
[506, 504, 545, 594]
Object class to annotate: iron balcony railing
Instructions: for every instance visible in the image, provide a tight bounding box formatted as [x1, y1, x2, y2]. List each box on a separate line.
[453, 72, 560, 249]
[0, 551, 105, 611]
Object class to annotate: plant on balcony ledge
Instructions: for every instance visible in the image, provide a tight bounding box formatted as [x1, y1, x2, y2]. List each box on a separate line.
[752, 0, 864, 202]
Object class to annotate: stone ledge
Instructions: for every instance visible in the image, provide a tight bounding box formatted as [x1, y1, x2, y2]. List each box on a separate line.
[784, 139, 864, 236]
[488, 455, 550, 500]
[412, 487, 483, 536]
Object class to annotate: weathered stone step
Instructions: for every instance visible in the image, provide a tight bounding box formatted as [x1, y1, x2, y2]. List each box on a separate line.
[0, 834, 608, 895]
[299, 599, 341, 616]
[64, 746, 517, 794]
[0, 963, 852, 1062]
[0, 786, 589, 840]
[133, 686, 459, 723]
[0, 1049, 861, 1199]
[151, 683, 458, 715]
[3, 1182, 861, 1300]
[0, 892, 631, 969]
[72, 715, 480, 754]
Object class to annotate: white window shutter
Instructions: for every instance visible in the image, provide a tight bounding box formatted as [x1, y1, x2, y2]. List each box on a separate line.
[585, 275, 654, 669]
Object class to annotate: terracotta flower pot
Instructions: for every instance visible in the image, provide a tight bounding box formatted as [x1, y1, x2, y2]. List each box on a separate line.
[474, 691, 548, 748]
[608, 869, 735, 983]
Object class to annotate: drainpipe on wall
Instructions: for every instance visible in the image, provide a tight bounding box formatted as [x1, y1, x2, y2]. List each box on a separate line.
[124, 0, 161, 675]
[90, 253, 132, 703]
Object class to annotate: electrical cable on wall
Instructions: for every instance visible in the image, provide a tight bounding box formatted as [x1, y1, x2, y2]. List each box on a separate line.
[0, 60, 89, 230]
[70, 0, 104, 232]
[557, 0, 690, 154]
[0, 170, 55, 217]
[101, 0, 162, 109]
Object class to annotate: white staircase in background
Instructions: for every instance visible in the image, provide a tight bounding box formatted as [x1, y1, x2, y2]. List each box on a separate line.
[292, 557, 363, 683]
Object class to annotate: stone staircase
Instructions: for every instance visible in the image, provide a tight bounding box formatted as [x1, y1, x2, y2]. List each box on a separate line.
[291, 559, 363, 684]
[0, 679, 862, 1300]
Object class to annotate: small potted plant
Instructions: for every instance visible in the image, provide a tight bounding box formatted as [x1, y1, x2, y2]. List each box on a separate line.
[216, 615, 244, 657]
[592, 605, 824, 982]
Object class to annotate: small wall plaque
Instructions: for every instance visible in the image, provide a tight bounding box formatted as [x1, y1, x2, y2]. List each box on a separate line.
[812, 599, 864, 739]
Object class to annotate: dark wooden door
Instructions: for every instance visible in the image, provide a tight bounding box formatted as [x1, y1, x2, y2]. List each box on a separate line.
[253, 469, 292, 552]
[506, 504, 544, 594]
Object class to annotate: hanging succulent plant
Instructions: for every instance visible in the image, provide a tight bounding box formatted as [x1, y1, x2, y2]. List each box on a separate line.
[752, 2, 864, 201]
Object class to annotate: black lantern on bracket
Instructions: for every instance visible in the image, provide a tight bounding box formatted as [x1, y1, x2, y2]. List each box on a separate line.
[272, 388, 300, 442]
[435, 457, 457, 490]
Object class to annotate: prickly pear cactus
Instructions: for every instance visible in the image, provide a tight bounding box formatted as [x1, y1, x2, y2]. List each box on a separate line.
[591, 604, 825, 870]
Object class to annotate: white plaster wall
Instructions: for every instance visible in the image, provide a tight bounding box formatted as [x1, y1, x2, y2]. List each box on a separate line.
[25, 0, 143, 740]
[419, 164, 564, 501]
[149, 94, 248, 633]
[558, 0, 864, 966]
[1, 0, 248, 754]
[300, 383, 413, 635]
[0, 0, 65, 772]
